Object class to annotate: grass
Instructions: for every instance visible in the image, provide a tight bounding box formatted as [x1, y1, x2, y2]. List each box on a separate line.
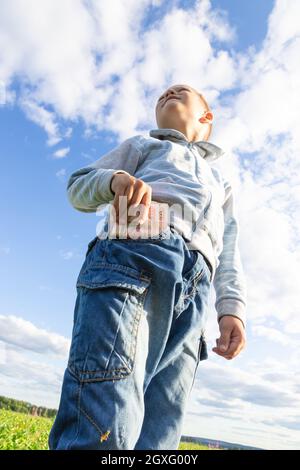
[0, 409, 217, 450]
[0, 409, 54, 450]
[179, 441, 220, 450]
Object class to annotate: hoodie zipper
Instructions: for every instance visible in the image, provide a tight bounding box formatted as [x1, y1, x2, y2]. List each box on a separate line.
[187, 142, 212, 235]
[187, 141, 211, 212]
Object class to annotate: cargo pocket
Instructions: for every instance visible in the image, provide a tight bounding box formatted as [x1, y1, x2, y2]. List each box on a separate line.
[67, 263, 151, 382]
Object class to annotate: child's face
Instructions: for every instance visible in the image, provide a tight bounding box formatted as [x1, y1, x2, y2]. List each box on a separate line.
[155, 83, 210, 140]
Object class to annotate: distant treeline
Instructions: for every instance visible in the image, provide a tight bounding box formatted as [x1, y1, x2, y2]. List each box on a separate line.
[0, 395, 57, 418]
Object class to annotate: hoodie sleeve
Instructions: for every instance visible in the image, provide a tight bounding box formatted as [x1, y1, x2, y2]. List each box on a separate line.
[66, 136, 143, 212]
[213, 178, 247, 329]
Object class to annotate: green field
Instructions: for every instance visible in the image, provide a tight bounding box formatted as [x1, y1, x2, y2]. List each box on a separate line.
[0, 409, 54, 450]
[0, 409, 215, 450]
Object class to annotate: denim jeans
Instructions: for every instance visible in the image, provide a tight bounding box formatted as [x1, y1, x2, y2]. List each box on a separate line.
[48, 226, 211, 450]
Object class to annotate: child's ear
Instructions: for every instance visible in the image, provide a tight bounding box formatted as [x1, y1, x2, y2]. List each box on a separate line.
[199, 111, 213, 123]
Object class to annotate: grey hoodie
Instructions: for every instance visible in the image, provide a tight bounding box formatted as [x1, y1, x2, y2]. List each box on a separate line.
[67, 128, 247, 328]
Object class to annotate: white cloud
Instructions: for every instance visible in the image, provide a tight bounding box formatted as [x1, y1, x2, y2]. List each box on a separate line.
[55, 168, 66, 181]
[0, 80, 6, 105]
[210, 0, 300, 337]
[0, 245, 10, 255]
[0, 345, 63, 392]
[252, 325, 299, 347]
[20, 97, 62, 146]
[0, 341, 7, 365]
[59, 249, 74, 260]
[0, 315, 70, 359]
[0, 316, 70, 407]
[53, 147, 70, 159]
[0, 0, 236, 141]
[0, 343, 65, 408]
[186, 359, 300, 449]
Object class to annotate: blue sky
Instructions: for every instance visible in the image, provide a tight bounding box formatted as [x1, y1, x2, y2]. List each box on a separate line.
[1, 0, 300, 450]
[211, 0, 274, 51]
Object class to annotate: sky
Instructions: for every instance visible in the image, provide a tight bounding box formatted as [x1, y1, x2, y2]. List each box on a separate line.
[0, 0, 300, 450]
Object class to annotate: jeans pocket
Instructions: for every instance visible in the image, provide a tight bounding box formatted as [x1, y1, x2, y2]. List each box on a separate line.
[67, 264, 151, 382]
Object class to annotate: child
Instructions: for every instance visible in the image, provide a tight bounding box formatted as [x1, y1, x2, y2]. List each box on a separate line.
[48, 83, 247, 450]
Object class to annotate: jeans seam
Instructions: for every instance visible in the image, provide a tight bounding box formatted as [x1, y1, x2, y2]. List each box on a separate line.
[79, 261, 152, 284]
[79, 404, 105, 437]
[107, 292, 130, 370]
[68, 364, 128, 375]
[65, 379, 82, 450]
[114, 288, 147, 373]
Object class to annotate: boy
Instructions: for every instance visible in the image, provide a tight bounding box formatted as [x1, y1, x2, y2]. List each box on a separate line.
[48, 84, 247, 450]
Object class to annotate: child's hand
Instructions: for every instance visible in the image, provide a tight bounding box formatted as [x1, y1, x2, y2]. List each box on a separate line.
[111, 172, 152, 226]
[212, 315, 246, 360]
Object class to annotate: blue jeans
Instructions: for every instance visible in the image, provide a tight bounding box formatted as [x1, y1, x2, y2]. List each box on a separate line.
[48, 226, 211, 450]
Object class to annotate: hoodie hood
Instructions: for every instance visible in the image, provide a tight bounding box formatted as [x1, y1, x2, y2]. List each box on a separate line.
[149, 128, 225, 162]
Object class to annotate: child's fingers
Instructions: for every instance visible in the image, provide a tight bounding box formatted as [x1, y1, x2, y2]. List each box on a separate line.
[221, 338, 244, 357]
[137, 189, 152, 225]
[128, 183, 151, 222]
[128, 179, 146, 208]
[112, 177, 152, 229]
[212, 337, 244, 359]
[125, 179, 135, 206]
[113, 185, 129, 222]
[118, 182, 134, 220]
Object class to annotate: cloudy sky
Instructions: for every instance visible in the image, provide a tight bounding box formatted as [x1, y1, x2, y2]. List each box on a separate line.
[0, 0, 299, 450]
